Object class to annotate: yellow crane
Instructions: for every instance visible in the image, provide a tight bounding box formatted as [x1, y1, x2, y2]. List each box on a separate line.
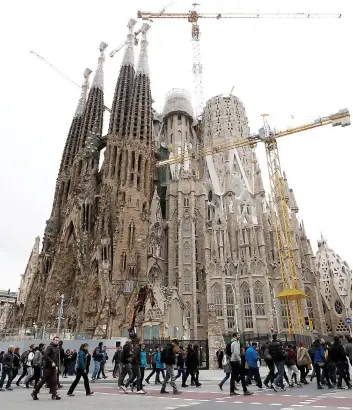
[156, 109, 350, 334]
[137, 5, 342, 118]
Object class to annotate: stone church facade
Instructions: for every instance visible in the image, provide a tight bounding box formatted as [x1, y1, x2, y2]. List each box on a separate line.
[8, 20, 351, 345]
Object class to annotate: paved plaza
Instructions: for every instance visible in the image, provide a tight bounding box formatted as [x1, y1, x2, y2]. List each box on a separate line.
[2, 369, 352, 410]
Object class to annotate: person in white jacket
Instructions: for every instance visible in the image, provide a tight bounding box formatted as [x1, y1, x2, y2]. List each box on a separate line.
[23, 349, 35, 387]
[229, 332, 252, 396]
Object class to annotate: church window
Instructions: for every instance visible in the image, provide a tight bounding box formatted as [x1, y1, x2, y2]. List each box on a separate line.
[144, 160, 149, 192]
[196, 268, 200, 290]
[117, 152, 122, 182]
[322, 298, 327, 314]
[130, 151, 135, 186]
[184, 270, 191, 292]
[178, 115, 182, 125]
[170, 133, 173, 143]
[242, 283, 253, 328]
[110, 146, 117, 177]
[280, 298, 289, 329]
[122, 149, 128, 186]
[212, 282, 223, 316]
[184, 242, 191, 264]
[334, 300, 343, 315]
[122, 251, 127, 270]
[183, 218, 190, 232]
[185, 302, 191, 325]
[254, 282, 265, 316]
[226, 284, 235, 329]
[195, 241, 198, 261]
[305, 289, 315, 329]
[175, 245, 179, 266]
[196, 300, 201, 324]
[184, 196, 189, 207]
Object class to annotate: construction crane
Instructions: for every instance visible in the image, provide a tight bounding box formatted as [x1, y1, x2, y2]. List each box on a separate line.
[156, 108, 350, 334]
[109, 24, 141, 58]
[30, 50, 112, 113]
[138, 5, 342, 119]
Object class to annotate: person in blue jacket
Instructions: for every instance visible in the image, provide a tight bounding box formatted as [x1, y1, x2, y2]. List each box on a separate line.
[67, 343, 94, 396]
[245, 343, 263, 388]
[313, 339, 332, 389]
[133, 342, 148, 390]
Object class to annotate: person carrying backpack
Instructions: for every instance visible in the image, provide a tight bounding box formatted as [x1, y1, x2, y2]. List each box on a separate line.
[25, 344, 45, 388]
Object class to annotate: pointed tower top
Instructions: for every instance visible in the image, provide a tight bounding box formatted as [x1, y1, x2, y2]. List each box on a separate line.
[136, 23, 150, 76]
[121, 18, 137, 67]
[74, 68, 92, 118]
[92, 42, 108, 90]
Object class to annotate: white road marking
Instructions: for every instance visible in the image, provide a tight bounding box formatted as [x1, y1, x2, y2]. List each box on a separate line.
[233, 401, 244, 404]
[250, 402, 262, 404]
[337, 407, 351, 409]
[281, 394, 291, 396]
[313, 406, 327, 408]
[198, 400, 210, 402]
[269, 404, 283, 406]
[291, 405, 304, 407]
[216, 401, 226, 403]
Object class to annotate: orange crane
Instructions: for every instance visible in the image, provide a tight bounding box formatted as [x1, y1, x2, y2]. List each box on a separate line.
[138, 5, 342, 118]
[156, 109, 350, 334]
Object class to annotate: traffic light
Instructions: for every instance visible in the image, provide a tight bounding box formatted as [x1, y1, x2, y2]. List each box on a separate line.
[304, 316, 310, 330]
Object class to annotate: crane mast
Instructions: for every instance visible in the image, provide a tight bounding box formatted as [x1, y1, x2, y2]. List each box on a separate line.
[156, 108, 350, 334]
[137, 6, 342, 119]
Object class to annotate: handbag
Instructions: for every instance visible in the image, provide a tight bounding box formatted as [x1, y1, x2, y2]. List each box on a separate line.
[222, 354, 228, 366]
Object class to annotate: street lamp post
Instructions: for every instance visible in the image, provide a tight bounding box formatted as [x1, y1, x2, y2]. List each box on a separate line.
[57, 294, 65, 336]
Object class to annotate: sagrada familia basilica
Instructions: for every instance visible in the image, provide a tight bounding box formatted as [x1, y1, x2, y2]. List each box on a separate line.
[6, 20, 351, 347]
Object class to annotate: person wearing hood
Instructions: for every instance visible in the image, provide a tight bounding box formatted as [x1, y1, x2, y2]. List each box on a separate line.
[229, 333, 252, 396]
[245, 343, 262, 388]
[0, 345, 15, 391]
[330, 336, 351, 389]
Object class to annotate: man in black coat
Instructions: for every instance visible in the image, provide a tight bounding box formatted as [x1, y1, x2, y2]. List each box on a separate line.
[0, 345, 14, 391]
[269, 334, 286, 391]
[160, 339, 181, 394]
[330, 336, 351, 389]
[31, 336, 61, 400]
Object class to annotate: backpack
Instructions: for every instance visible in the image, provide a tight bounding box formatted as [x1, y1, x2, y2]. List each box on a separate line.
[160, 349, 166, 364]
[92, 348, 97, 359]
[20, 350, 29, 364]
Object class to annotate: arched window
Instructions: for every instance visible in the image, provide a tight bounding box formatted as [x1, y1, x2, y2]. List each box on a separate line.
[226, 285, 235, 329]
[242, 283, 253, 328]
[195, 241, 198, 261]
[305, 287, 315, 329]
[184, 242, 191, 264]
[212, 283, 223, 317]
[184, 270, 191, 292]
[175, 245, 179, 266]
[196, 300, 201, 324]
[280, 299, 289, 329]
[185, 302, 191, 325]
[183, 218, 190, 232]
[254, 282, 265, 316]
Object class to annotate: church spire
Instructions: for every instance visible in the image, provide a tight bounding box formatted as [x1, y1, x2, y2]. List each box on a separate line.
[59, 68, 92, 173]
[108, 19, 136, 136]
[77, 42, 107, 152]
[127, 23, 152, 142]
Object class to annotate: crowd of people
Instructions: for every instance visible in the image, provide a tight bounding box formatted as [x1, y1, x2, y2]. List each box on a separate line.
[0, 333, 351, 400]
[216, 333, 352, 394]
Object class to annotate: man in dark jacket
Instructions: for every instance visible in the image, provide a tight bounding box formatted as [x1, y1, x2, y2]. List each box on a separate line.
[91, 342, 104, 381]
[31, 336, 61, 400]
[182, 343, 199, 388]
[123, 340, 143, 393]
[160, 339, 181, 394]
[118, 340, 132, 389]
[112, 346, 122, 378]
[0, 345, 14, 391]
[330, 336, 351, 389]
[269, 334, 285, 391]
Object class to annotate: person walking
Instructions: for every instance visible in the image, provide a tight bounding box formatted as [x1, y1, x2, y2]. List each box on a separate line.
[67, 343, 94, 397]
[23, 346, 35, 387]
[26, 344, 45, 388]
[31, 335, 61, 400]
[182, 344, 199, 388]
[297, 343, 310, 384]
[122, 339, 144, 393]
[16, 344, 35, 386]
[219, 347, 231, 390]
[0, 345, 15, 391]
[145, 346, 159, 384]
[91, 342, 104, 381]
[330, 336, 351, 389]
[285, 345, 301, 386]
[245, 342, 263, 389]
[97, 346, 108, 379]
[263, 343, 275, 388]
[63, 349, 71, 378]
[160, 338, 181, 395]
[118, 340, 132, 390]
[313, 338, 332, 390]
[175, 346, 186, 381]
[216, 348, 224, 370]
[229, 332, 252, 396]
[112, 346, 122, 378]
[11, 347, 21, 383]
[269, 334, 286, 392]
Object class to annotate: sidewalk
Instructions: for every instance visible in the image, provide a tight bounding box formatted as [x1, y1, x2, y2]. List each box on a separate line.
[59, 367, 269, 384]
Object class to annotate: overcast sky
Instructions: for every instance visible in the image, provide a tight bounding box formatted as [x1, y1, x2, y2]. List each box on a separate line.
[0, 0, 352, 291]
